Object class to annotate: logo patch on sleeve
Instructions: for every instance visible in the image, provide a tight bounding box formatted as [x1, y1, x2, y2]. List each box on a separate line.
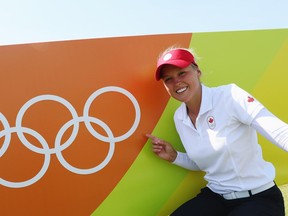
[247, 96, 255, 103]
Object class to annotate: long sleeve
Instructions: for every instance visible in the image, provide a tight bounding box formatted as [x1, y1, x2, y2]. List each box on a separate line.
[172, 151, 201, 171]
[251, 108, 288, 152]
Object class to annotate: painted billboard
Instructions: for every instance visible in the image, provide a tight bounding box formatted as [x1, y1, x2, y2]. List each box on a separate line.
[1, 29, 288, 215]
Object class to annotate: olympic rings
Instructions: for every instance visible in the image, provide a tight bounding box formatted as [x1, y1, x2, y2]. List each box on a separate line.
[0, 127, 50, 188]
[84, 86, 140, 142]
[0, 86, 141, 188]
[0, 113, 11, 157]
[56, 116, 115, 175]
[16, 95, 79, 154]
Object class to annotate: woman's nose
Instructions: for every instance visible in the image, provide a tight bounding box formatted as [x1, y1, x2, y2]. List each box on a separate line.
[174, 77, 181, 84]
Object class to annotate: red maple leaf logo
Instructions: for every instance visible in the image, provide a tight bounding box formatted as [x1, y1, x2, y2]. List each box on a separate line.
[208, 117, 214, 123]
[247, 96, 254, 103]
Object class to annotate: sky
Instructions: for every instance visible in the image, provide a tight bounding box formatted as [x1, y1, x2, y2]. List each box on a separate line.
[0, 0, 288, 46]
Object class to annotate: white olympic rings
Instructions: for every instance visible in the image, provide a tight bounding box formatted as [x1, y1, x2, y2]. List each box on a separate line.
[0, 86, 141, 188]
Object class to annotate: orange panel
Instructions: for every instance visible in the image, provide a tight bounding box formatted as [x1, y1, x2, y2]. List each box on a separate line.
[0, 33, 192, 215]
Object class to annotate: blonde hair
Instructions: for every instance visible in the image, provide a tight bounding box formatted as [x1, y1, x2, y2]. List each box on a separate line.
[158, 45, 199, 63]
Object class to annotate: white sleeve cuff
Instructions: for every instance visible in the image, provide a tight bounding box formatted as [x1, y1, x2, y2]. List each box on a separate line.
[172, 151, 200, 170]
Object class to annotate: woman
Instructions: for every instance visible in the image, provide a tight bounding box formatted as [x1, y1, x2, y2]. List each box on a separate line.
[146, 47, 287, 215]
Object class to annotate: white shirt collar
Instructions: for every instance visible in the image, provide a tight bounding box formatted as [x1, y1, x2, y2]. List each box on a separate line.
[177, 84, 213, 122]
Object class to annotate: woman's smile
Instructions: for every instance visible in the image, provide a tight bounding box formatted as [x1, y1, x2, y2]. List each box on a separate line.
[176, 86, 188, 94]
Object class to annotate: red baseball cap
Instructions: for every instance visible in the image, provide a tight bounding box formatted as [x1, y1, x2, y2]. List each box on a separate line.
[155, 48, 197, 81]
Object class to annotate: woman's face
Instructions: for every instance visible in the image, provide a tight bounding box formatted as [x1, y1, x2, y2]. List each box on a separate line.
[161, 64, 201, 103]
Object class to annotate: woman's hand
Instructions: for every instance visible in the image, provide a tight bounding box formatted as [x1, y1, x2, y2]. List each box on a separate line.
[146, 134, 177, 162]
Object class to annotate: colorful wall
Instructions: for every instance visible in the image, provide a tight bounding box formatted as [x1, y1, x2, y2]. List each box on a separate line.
[0, 29, 288, 215]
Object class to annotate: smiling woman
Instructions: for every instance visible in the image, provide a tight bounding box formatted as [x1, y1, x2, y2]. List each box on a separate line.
[157, 48, 202, 125]
[146, 47, 288, 215]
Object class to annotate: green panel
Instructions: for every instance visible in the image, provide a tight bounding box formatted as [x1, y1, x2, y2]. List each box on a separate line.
[191, 29, 288, 91]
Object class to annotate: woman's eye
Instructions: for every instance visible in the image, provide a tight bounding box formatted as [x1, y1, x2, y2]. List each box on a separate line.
[179, 71, 186, 76]
[164, 77, 171, 82]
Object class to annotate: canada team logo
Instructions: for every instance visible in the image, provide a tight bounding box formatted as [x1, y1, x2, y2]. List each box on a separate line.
[247, 96, 255, 103]
[207, 116, 216, 129]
